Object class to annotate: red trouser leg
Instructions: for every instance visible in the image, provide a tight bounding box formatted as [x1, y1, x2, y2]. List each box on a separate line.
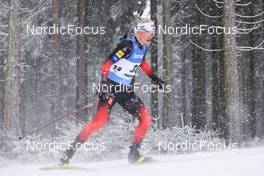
[77, 102, 111, 143]
[133, 104, 152, 144]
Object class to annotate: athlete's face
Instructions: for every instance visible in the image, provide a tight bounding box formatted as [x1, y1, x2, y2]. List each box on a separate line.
[137, 31, 155, 45]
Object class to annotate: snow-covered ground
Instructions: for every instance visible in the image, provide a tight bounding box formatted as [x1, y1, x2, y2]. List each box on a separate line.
[1, 146, 264, 176]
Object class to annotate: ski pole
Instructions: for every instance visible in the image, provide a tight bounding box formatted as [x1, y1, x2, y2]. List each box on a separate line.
[18, 89, 145, 140]
[18, 99, 99, 140]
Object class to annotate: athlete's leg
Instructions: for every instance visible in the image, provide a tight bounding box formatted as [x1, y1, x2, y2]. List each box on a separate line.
[117, 92, 152, 144]
[117, 92, 152, 163]
[61, 99, 115, 164]
[76, 100, 115, 143]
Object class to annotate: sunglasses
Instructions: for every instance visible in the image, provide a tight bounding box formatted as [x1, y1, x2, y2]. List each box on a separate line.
[143, 31, 155, 37]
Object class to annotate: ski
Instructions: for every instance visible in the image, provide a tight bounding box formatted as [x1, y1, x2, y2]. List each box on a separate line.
[133, 156, 157, 164]
[39, 163, 97, 171]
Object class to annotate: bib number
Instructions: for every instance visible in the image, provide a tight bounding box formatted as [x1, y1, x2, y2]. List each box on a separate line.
[110, 59, 140, 80]
[113, 65, 122, 71]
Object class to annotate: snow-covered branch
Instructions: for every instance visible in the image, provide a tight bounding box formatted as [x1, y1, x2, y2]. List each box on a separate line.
[237, 40, 264, 51]
[22, 0, 51, 25]
[213, 0, 256, 8]
[190, 38, 264, 52]
[195, 3, 222, 19]
[212, 0, 223, 8]
[0, 24, 8, 28]
[213, 0, 223, 4]
[0, 1, 12, 10]
[235, 1, 254, 6]
[236, 11, 264, 18]
[189, 39, 223, 52]
[0, 32, 8, 36]
[235, 18, 264, 25]
[173, 4, 186, 18]
[235, 24, 260, 34]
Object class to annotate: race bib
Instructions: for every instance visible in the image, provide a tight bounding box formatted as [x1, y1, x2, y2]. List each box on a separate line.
[109, 59, 139, 80]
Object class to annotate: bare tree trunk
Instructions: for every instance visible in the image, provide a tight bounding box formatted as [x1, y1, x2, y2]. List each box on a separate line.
[150, 0, 159, 128]
[191, 0, 206, 130]
[255, 0, 264, 138]
[223, 0, 241, 144]
[211, 1, 225, 136]
[184, 41, 193, 128]
[3, 0, 21, 135]
[180, 49, 187, 127]
[18, 6, 26, 137]
[245, 3, 257, 139]
[212, 48, 226, 136]
[0, 0, 8, 129]
[248, 46, 256, 138]
[50, 0, 61, 134]
[162, 0, 174, 128]
[76, 0, 88, 122]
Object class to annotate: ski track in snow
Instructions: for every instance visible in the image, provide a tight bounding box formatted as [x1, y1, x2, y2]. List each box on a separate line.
[1, 146, 264, 176]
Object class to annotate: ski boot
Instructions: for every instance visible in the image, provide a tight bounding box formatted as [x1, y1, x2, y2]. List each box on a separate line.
[60, 140, 81, 165]
[128, 143, 152, 164]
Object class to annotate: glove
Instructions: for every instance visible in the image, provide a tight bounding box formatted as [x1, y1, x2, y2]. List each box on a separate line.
[97, 82, 114, 102]
[151, 75, 165, 89]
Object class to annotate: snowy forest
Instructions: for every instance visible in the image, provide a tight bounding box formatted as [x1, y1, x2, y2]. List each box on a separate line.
[0, 0, 264, 174]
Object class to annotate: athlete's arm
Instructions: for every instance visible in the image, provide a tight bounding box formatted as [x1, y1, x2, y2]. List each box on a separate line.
[140, 58, 165, 88]
[101, 59, 113, 83]
[140, 58, 154, 78]
[101, 39, 133, 82]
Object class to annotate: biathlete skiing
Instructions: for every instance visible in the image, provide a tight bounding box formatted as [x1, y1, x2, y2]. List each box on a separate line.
[60, 18, 165, 165]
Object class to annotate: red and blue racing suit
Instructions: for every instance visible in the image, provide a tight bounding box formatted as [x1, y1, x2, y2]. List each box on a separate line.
[76, 35, 163, 145]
